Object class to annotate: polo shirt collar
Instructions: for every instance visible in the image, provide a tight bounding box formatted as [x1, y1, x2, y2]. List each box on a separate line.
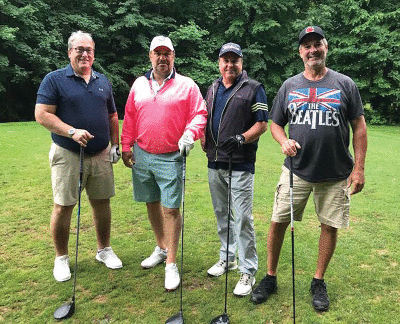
[145, 67, 176, 80]
[66, 64, 98, 79]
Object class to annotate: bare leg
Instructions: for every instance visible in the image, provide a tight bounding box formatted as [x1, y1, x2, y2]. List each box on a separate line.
[267, 221, 290, 276]
[51, 203, 75, 256]
[162, 207, 181, 264]
[146, 201, 167, 250]
[90, 198, 111, 250]
[314, 224, 337, 279]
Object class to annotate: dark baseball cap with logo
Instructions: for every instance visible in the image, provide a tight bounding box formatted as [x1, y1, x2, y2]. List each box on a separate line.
[298, 26, 325, 44]
[219, 42, 243, 57]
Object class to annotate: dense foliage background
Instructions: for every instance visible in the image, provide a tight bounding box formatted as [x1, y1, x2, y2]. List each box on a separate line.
[1, 0, 399, 124]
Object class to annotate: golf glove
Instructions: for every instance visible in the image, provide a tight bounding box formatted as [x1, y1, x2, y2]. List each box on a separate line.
[178, 132, 194, 156]
[220, 134, 245, 155]
[110, 144, 121, 163]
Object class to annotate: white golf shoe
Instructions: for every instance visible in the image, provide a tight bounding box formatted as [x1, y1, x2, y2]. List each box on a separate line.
[96, 247, 123, 269]
[233, 273, 256, 296]
[53, 255, 71, 282]
[165, 263, 180, 291]
[207, 259, 238, 277]
[141, 246, 167, 269]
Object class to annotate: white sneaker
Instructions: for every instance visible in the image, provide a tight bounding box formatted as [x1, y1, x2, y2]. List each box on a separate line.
[233, 273, 256, 296]
[53, 255, 71, 282]
[207, 259, 238, 277]
[96, 247, 123, 269]
[141, 246, 167, 269]
[165, 263, 180, 291]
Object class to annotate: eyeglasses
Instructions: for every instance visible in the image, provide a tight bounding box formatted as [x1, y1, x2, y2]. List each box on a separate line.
[73, 47, 94, 55]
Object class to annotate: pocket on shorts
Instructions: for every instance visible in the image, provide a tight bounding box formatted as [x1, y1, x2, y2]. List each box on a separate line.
[98, 145, 112, 163]
[49, 144, 56, 165]
[336, 186, 351, 227]
[342, 186, 351, 213]
[275, 183, 282, 203]
[49, 144, 65, 167]
[171, 151, 183, 163]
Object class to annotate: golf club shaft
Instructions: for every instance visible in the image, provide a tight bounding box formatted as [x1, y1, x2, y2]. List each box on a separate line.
[224, 155, 233, 314]
[72, 146, 84, 300]
[289, 156, 296, 323]
[179, 154, 186, 312]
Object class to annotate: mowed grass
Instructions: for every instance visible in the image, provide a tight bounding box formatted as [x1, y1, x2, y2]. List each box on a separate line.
[0, 122, 399, 324]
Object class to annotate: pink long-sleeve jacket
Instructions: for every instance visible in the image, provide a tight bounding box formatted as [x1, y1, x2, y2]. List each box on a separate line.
[121, 70, 207, 154]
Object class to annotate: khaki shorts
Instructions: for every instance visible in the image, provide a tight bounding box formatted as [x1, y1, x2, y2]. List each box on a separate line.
[49, 143, 115, 206]
[272, 166, 350, 228]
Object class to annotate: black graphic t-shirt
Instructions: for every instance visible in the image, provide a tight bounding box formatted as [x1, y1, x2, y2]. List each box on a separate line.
[270, 69, 364, 183]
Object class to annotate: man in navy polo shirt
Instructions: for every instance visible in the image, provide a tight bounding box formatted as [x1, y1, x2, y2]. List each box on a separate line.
[35, 30, 123, 282]
[202, 43, 269, 296]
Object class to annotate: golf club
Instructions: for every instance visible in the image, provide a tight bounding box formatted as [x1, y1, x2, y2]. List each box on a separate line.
[54, 146, 84, 320]
[165, 153, 186, 324]
[210, 155, 233, 324]
[289, 156, 296, 324]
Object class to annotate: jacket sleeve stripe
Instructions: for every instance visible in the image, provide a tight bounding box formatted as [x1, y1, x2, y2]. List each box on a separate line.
[251, 102, 269, 112]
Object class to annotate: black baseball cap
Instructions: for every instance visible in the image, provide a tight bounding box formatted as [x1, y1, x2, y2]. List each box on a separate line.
[298, 26, 325, 44]
[219, 42, 243, 57]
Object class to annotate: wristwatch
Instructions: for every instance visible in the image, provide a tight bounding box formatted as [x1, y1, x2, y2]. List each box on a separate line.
[68, 128, 76, 138]
[235, 134, 245, 146]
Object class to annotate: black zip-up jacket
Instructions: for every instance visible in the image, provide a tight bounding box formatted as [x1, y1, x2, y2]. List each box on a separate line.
[204, 71, 263, 164]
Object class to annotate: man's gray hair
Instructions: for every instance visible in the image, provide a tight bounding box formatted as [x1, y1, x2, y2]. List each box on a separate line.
[68, 31, 95, 50]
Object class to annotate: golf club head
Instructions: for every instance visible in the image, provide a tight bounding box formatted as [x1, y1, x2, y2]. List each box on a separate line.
[53, 300, 75, 320]
[165, 311, 184, 324]
[210, 313, 230, 324]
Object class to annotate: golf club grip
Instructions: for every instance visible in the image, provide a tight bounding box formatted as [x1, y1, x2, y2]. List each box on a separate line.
[79, 146, 84, 185]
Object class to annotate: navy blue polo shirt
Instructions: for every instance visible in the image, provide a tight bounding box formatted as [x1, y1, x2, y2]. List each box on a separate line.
[36, 64, 116, 154]
[209, 75, 268, 174]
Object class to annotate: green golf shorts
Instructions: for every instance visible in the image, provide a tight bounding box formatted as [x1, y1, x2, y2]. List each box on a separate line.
[132, 144, 183, 209]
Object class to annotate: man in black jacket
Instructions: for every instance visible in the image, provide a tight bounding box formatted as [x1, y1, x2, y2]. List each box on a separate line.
[202, 42, 269, 296]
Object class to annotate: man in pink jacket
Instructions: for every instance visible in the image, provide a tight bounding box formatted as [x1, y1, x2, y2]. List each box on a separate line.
[121, 36, 207, 291]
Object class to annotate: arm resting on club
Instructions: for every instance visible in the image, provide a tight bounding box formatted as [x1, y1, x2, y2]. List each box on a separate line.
[270, 121, 301, 157]
[242, 121, 268, 143]
[35, 103, 93, 145]
[35, 103, 71, 137]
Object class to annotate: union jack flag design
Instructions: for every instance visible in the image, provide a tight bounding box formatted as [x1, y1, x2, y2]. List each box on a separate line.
[288, 87, 341, 112]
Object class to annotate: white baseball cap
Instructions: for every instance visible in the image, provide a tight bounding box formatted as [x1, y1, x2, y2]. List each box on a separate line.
[149, 36, 174, 51]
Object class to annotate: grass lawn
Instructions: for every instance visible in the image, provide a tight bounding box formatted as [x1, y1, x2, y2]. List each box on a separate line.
[0, 122, 399, 323]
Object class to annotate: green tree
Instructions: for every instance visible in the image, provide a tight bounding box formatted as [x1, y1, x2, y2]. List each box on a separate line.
[0, 0, 109, 121]
[1, 0, 400, 123]
[296, 0, 400, 124]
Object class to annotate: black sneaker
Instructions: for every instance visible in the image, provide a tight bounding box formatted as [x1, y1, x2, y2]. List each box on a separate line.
[310, 278, 330, 312]
[251, 275, 277, 304]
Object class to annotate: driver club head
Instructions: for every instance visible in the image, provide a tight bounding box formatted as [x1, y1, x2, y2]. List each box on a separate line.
[210, 313, 230, 324]
[53, 299, 75, 320]
[165, 311, 184, 324]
